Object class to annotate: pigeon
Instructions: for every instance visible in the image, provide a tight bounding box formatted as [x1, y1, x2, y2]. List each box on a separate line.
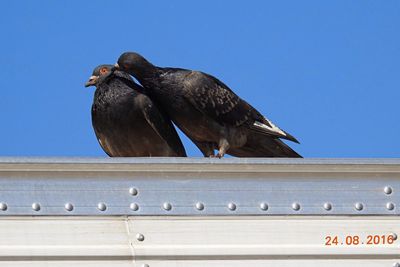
[115, 52, 301, 158]
[85, 64, 187, 157]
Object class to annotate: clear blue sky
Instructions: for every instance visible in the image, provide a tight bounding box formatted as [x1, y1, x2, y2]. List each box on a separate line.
[1, 1, 399, 157]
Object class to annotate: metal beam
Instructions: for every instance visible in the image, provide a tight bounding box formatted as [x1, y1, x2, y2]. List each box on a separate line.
[0, 158, 398, 216]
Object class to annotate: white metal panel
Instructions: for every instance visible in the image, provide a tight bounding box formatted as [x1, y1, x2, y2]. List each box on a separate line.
[130, 217, 400, 257]
[0, 262, 133, 267]
[0, 216, 398, 266]
[0, 158, 399, 266]
[2, 260, 399, 267]
[134, 260, 399, 267]
[0, 217, 132, 257]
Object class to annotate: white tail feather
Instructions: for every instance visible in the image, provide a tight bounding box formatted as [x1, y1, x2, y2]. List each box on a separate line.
[253, 119, 287, 137]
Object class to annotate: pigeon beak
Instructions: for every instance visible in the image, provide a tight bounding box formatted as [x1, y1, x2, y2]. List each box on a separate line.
[114, 63, 120, 69]
[85, 76, 98, 87]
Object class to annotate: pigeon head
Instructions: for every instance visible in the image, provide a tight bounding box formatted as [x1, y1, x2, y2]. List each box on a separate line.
[85, 64, 115, 87]
[115, 52, 154, 78]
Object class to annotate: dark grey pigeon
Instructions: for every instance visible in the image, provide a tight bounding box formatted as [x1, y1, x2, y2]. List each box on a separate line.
[116, 53, 301, 158]
[85, 64, 187, 157]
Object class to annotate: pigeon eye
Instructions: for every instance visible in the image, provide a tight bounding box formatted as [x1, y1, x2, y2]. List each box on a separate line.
[100, 67, 108, 75]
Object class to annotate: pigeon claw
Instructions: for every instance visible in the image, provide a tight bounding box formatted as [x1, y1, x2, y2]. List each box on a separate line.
[216, 139, 229, 159]
[216, 152, 224, 158]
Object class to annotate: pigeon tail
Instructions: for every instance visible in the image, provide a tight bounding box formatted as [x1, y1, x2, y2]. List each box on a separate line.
[228, 134, 302, 158]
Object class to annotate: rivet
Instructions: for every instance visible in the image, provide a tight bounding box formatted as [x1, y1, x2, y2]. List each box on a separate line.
[292, 202, 301, 211]
[393, 263, 400, 267]
[386, 202, 395, 211]
[32, 203, 41, 211]
[130, 203, 139, 211]
[260, 202, 269, 211]
[384, 186, 393, 195]
[391, 233, 398, 240]
[162, 202, 172, 211]
[97, 202, 107, 211]
[64, 203, 74, 211]
[136, 233, 145, 242]
[195, 202, 204, 211]
[129, 187, 138, 196]
[323, 202, 332, 211]
[228, 202, 237, 211]
[0, 202, 7, 211]
[355, 202, 364, 211]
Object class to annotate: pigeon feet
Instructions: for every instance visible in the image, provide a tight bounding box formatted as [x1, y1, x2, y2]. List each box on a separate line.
[216, 139, 230, 158]
[196, 141, 216, 158]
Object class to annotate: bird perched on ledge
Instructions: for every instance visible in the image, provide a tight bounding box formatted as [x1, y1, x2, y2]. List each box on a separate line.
[115, 52, 301, 158]
[85, 64, 187, 157]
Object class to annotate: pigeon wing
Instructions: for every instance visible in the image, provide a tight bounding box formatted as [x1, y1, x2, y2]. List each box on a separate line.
[182, 71, 299, 142]
[182, 71, 254, 126]
[139, 95, 187, 157]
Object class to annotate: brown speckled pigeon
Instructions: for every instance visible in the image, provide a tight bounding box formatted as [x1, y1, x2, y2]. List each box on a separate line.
[115, 53, 301, 158]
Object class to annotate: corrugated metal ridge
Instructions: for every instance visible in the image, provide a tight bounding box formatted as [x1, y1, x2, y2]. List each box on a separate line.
[0, 157, 399, 173]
